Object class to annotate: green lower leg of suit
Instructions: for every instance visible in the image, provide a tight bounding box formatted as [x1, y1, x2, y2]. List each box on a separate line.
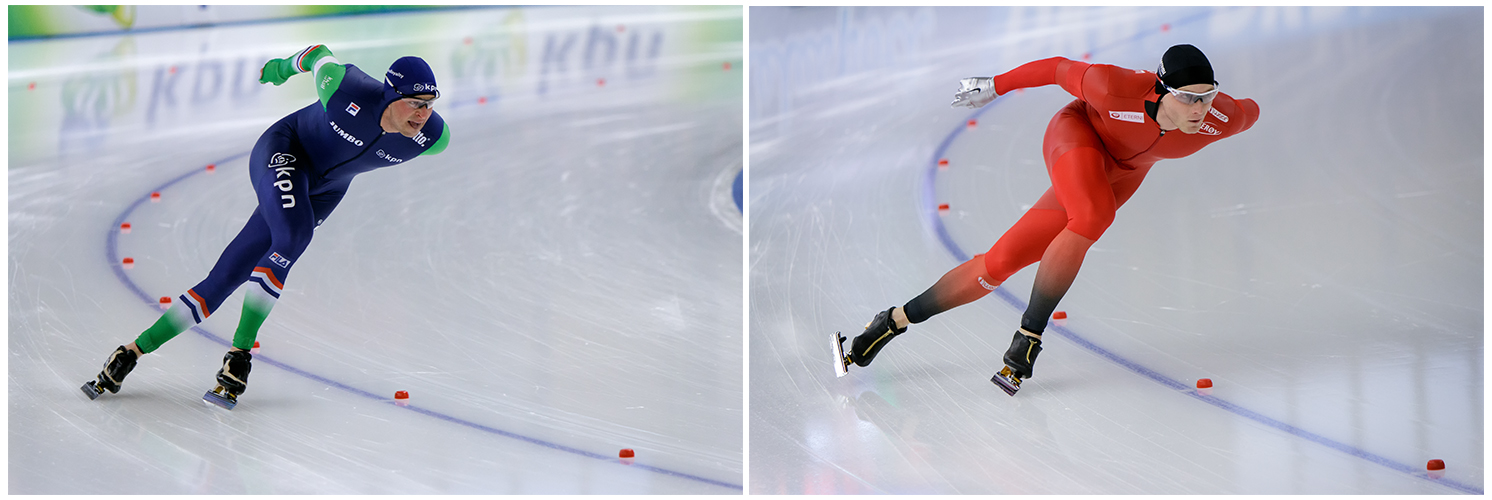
[232, 287, 277, 351]
[133, 304, 197, 354]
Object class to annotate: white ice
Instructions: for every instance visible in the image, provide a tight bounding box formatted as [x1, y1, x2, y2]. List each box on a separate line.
[10, 6, 743, 494]
[749, 6, 1482, 494]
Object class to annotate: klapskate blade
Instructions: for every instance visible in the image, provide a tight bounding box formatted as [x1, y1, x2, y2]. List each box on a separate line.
[831, 331, 849, 378]
[202, 390, 237, 410]
[990, 373, 1020, 396]
[80, 381, 102, 400]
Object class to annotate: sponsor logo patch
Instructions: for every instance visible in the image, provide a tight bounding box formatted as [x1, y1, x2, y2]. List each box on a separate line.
[268, 153, 296, 168]
[411, 83, 437, 93]
[978, 277, 997, 291]
[377, 149, 404, 163]
[1200, 122, 1221, 136]
[1109, 110, 1145, 123]
[329, 121, 365, 146]
[1209, 107, 1230, 123]
[270, 252, 292, 269]
[269, 153, 298, 208]
[346, 102, 360, 116]
[412, 131, 429, 147]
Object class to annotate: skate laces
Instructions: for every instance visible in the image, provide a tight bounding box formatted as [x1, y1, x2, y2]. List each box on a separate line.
[1018, 327, 1042, 341]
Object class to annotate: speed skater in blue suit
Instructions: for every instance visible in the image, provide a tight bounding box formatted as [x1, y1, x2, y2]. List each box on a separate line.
[82, 44, 453, 408]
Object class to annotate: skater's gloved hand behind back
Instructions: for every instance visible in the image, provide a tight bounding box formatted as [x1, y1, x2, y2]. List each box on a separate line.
[259, 45, 337, 86]
[259, 57, 296, 86]
[950, 76, 997, 108]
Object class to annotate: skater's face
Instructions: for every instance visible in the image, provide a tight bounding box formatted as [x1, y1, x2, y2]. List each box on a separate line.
[382, 94, 436, 137]
[1158, 83, 1215, 134]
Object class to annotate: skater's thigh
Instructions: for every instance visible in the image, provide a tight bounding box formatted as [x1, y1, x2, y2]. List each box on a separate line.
[1042, 113, 1119, 240]
[248, 132, 316, 253]
[984, 202, 1068, 282]
[1110, 164, 1153, 209]
[1041, 103, 1108, 167]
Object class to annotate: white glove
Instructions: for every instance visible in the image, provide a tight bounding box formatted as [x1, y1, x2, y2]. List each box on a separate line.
[950, 77, 997, 108]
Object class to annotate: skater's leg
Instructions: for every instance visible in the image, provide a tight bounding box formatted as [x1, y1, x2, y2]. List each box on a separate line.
[1019, 164, 1151, 332]
[898, 257, 991, 327]
[1019, 147, 1114, 333]
[132, 211, 273, 354]
[1021, 229, 1097, 333]
[900, 196, 1068, 325]
[984, 190, 1070, 283]
[131, 125, 300, 354]
[230, 144, 318, 351]
[231, 286, 276, 351]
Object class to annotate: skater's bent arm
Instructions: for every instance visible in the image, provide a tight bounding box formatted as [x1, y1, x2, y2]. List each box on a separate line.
[1234, 97, 1261, 133]
[993, 56, 1091, 100]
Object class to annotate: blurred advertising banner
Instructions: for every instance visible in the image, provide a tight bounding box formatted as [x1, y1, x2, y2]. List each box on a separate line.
[9, 5, 448, 40]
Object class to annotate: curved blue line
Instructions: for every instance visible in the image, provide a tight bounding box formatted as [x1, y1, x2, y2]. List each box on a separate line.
[921, 10, 1480, 495]
[732, 169, 744, 213]
[107, 154, 741, 492]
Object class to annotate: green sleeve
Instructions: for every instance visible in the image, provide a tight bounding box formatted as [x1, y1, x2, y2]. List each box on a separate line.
[422, 122, 451, 156]
[314, 63, 346, 109]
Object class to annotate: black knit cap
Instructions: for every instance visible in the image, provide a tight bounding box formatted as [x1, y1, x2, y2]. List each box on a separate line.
[1156, 44, 1214, 89]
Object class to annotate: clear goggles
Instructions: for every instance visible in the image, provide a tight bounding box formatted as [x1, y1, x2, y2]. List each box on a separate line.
[394, 89, 438, 110]
[1163, 83, 1219, 105]
[401, 97, 437, 110]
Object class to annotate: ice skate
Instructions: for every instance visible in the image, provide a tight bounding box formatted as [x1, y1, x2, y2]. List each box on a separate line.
[81, 345, 139, 400]
[834, 307, 908, 377]
[832, 331, 851, 377]
[202, 350, 252, 410]
[991, 328, 1042, 396]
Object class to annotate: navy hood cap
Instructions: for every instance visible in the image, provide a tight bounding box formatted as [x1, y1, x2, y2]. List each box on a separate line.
[385, 56, 439, 99]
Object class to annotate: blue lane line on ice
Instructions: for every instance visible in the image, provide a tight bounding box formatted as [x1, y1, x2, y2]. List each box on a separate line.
[732, 170, 744, 212]
[921, 9, 1480, 495]
[106, 153, 742, 492]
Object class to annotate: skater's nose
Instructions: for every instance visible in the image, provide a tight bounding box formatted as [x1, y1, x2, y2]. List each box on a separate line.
[409, 105, 432, 122]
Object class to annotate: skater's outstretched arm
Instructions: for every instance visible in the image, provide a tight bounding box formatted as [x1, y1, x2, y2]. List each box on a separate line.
[992, 56, 1091, 100]
[258, 44, 347, 110]
[951, 56, 1092, 108]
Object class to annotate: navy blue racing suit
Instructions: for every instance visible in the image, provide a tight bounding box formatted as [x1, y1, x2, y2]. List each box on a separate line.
[178, 63, 450, 324]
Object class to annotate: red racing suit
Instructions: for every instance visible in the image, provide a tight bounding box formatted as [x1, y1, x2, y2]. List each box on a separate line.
[898, 56, 1260, 335]
[983, 56, 1261, 283]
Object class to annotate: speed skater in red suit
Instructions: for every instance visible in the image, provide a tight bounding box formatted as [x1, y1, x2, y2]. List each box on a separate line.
[836, 44, 1260, 395]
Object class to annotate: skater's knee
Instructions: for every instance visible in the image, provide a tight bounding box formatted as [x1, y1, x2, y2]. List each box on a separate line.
[982, 251, 1021, 283]
[270, 225, 315, 258]
[286, 224, 314, 250]
[1066, 208, 1114, 240]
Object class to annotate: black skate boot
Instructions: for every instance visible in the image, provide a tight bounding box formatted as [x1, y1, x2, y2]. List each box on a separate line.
[840, 307, 908, 369]
[991, 328, 1042, 396]
[203, 350, 252, 410]
[834, 307, 907, 376]
[81, 345, 140, 400]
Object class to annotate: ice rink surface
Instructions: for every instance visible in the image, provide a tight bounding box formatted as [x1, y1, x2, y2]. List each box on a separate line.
[10, 6, 743, 494]
[750, 7, 1482, 494]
